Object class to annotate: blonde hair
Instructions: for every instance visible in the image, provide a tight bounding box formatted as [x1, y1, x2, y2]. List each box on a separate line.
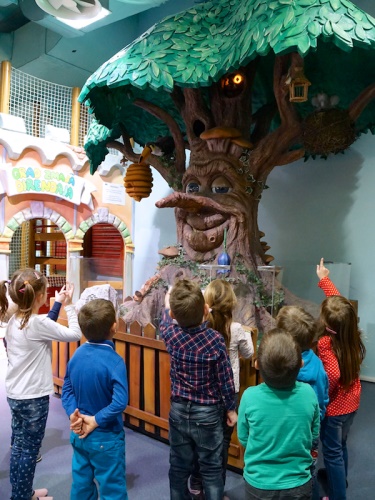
[204, 279, 237, 349]
[0, 268, 48, 329]
[320, 296, 366, 389]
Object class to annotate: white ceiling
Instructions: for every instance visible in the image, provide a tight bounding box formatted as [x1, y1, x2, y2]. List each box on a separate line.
[0, 0, 196, 87]
[1, 0, 374, 89]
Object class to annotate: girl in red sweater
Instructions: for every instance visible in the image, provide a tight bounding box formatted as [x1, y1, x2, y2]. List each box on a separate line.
[316, 258, 366, 500]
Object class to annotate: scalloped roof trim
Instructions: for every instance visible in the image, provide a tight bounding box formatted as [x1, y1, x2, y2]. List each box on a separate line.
[0, 129, 88, 172]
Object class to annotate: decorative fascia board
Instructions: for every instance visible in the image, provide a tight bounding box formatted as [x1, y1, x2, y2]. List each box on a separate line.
[97, 152, 126, 177]
[0, 129, 88, 172]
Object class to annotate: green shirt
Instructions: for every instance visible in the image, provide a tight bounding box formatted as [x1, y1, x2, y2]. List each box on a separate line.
[237, 381, 320, 490]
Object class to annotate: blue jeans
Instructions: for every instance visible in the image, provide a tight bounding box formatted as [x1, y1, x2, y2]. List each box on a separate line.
[169, 399, 224, 500]
[320, 411, 356, 500]
[70, 429, 127, 500]
[8, 396, 49, 500]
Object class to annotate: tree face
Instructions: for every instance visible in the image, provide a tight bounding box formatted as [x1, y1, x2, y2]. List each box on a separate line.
[157, 152, 255, 262]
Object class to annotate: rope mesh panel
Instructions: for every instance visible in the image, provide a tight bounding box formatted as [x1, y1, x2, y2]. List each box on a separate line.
[9, 224, 27, 277]
[79, 103, 93, 148]
[9, 68, 72, 138]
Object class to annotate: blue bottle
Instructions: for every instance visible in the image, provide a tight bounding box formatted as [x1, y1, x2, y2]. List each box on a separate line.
[217, 228, 231, 274]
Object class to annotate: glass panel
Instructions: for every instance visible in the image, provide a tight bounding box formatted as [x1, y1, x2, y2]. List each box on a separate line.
[69, 256, 124, 306]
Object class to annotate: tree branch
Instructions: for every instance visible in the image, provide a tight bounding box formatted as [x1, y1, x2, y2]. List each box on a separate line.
[134, 98, 186, 174]
[277, 148, 305, 166]
[274, 53, 300, 128]
[348, 83, 375, 122]
[249, 54, 304, 178]
[107, 138, 139, 163]
[251, 102, 278, 144]
[170, 86, 185, 113]
[182, 87, 215, 148]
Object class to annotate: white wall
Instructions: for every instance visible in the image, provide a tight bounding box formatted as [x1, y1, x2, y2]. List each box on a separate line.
[132, 169, 176, 292]
[258, 133, 375, 380]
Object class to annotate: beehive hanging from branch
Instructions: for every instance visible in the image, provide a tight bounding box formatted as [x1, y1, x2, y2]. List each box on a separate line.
[124, 162, 153, 202]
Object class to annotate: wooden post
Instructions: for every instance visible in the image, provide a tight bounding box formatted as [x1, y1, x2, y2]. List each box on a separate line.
[0, 61, 11, 114]
[70, 87, 81, 146]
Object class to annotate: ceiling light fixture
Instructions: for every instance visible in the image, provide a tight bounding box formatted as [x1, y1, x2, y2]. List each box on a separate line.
[35, 0, 102, 20]
[56, 6, 111, 29]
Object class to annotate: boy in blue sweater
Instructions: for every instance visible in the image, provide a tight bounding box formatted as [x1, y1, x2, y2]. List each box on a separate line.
[62, 299, 128, 500]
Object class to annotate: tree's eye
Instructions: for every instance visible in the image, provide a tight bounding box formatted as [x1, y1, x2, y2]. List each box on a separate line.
[186, 182, 200, 194]
[211, 176, 232, 194]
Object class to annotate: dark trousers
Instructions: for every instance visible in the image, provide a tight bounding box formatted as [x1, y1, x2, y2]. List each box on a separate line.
[245, 479, 312, 499]
[190, 405, 235, 491]
[168, 399, 224, 500]
[8, 395, 49, 500]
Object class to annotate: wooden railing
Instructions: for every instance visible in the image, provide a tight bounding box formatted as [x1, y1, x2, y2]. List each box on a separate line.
[52, 306, 258, 471]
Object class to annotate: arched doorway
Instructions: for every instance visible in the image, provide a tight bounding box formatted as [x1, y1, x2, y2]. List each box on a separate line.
[82, 222, 124, 301]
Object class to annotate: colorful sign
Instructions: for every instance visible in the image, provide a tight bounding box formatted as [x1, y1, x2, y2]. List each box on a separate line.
[0, 165, 96, 208]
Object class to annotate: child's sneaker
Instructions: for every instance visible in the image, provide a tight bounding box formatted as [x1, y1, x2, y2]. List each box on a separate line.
[36, 452, 42, 463]
[34, 489, 48, 497]
[190, 489, 204, 500]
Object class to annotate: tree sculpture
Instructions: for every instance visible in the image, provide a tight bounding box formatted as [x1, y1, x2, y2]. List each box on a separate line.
[80, 0, 375, 329]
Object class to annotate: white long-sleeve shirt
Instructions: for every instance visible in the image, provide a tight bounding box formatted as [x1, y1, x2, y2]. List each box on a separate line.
[5, 305, 81, 399]
[229, 322, 254, 393]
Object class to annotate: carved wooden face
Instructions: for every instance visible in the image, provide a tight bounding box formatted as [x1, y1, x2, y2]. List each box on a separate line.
[157, 153, 254, 262]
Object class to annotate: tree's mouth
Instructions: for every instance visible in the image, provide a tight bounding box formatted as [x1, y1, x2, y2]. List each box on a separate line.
[156, 192, 239, 253]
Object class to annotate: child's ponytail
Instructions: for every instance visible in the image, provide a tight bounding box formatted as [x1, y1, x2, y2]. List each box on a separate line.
[0, 279, 10, 322]
[204, 279, 237, 350]
[4, 268, 48, 329]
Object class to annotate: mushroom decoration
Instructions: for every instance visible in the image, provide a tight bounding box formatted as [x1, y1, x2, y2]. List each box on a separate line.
[158, 246, 180, 258]
[124, 162, 153, 202]
[200, 127, 242, 153]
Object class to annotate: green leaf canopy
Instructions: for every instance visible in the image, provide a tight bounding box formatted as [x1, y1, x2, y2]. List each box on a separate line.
[80, 0, 375, 171]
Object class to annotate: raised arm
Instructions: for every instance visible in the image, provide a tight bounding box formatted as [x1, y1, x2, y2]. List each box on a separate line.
[316, 258, 340, 296]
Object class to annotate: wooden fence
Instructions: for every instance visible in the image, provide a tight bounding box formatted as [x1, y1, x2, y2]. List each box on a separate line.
[52, 306, 258, 471]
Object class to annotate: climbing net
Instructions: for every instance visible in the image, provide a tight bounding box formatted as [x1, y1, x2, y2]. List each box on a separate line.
[9, 67, 72, 138]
